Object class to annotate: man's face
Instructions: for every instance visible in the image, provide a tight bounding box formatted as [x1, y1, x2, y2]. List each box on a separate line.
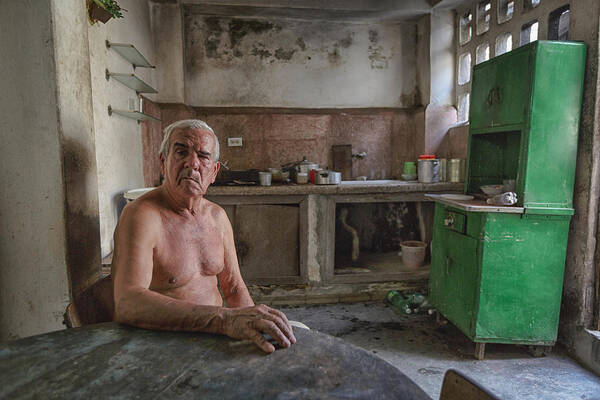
[160, 127, 220, 197]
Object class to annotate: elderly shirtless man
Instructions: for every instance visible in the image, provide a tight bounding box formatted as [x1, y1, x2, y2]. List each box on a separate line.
[112, 119, 296, 353]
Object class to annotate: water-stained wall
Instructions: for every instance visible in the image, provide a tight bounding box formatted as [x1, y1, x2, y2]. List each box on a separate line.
[182, 11, 418, 108]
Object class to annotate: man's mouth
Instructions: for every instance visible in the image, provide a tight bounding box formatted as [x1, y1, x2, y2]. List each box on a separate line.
[180, 176, 200, 184]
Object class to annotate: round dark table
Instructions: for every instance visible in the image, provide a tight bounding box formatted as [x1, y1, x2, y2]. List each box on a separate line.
[0, 322, 431, 399]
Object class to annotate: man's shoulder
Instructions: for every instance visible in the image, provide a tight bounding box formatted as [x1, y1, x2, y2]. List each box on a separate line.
[120, 190, 164, 225]
[203, 198, 227, 219]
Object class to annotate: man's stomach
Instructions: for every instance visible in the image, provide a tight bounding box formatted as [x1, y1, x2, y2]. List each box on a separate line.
[151, 276, 223, 307]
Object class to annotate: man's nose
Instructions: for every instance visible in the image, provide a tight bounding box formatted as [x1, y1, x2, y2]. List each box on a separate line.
[184, 153, 201, 170]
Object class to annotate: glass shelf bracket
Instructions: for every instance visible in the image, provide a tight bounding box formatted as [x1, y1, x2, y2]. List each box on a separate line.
[108, 105, 161, 123]
[106, 40, 155, 69]
[106, 69, 157, 94]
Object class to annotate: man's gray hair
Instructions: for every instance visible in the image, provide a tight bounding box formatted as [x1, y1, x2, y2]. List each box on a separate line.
[159, 119, 220, 161]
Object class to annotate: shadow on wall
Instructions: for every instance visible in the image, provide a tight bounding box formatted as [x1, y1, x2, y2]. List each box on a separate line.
[113, 191, 127, 221]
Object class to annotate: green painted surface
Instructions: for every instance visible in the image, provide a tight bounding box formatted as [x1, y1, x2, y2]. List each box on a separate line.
[431, 41, 585, 346]
[466, 41, 586, 211]
[429, 204, 570, 345]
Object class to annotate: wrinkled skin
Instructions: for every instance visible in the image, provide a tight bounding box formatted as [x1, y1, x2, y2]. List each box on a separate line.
[112, 126, 296, 353]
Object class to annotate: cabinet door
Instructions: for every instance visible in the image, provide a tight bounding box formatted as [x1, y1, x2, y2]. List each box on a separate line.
[234, 204, 300, 284]
[470, 47, 533, 130]
[430, 227, 480, 338]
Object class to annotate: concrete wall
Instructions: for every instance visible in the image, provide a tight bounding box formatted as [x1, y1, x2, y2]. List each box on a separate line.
[88, 0, 157, 257]
[0, 0, 70, 340]
[181, 12, 418, 108]
[560, 0, 600, 375]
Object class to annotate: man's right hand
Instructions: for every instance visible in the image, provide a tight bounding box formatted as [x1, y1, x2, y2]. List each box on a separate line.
[222, 304, 297, 353]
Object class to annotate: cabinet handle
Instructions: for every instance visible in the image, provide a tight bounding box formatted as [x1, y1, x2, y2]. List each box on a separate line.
[444, 215, 454, 227]
[445, 255, 453, 275]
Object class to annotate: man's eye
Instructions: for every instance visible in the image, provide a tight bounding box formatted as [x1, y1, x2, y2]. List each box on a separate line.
[176, 150, 186, 156]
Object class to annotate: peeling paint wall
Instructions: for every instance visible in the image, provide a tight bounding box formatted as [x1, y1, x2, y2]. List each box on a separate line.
[182, 12, 418, 108]
[88, 0, 157, 257]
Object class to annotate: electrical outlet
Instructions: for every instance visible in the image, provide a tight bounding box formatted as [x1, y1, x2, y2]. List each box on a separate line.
[228, 137, 243, 147]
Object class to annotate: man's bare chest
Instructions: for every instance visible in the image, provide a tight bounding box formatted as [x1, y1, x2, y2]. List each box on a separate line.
[153, 222, 225, 284]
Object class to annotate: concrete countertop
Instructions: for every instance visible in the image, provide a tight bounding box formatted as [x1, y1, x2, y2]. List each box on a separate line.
[206, 180, 464, 196]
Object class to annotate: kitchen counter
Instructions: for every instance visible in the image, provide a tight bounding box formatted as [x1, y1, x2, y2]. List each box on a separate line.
[207, 180, 463, 196]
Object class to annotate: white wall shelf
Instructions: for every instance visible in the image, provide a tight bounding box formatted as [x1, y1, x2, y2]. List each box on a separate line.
[106, 70, 157, 94]
[106, 40, 155, 69]
[108, 105, 160, 123]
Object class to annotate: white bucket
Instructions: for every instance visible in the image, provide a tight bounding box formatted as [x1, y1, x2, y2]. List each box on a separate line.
[399, 240, 427, 269]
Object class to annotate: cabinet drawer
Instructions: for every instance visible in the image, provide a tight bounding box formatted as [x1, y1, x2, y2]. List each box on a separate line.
[442, 210, 466, 234]
[470, 47, 533, 130]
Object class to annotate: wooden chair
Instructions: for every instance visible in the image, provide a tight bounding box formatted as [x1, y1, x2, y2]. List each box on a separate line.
[439, 369, 501, 400]
[64, 274, 114, 328]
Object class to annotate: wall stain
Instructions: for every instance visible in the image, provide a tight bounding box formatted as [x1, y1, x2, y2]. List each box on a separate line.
[339, 34, 354, 48]
[328, 47, 341, 65]
[368, 45, 390, 69]
[229, 19, 280, 49]
[204, 17, 224, 59]
[369, 30, 379, 44]
[251, 44, 272, 60]
[275, 47, 296, 61]
[296, 37, 307, 51]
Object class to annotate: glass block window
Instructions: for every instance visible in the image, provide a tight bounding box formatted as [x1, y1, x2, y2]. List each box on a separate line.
[476, 1, 491, 35]
[476, 42, 490, 64]
[520, 20, 539, 45]
[495, 33, 513, 56]
[498, 0, 514, 24]
[458, 93, 471, 123]
[460, 12, 473, 45]
[524, 0, 541, 9]
[458, 52, 472, 85]
[548, 5, 570, 41]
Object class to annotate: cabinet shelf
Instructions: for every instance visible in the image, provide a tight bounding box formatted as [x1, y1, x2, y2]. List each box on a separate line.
[106, 40, 155, 69]
[108, 105, 160, 123]
[106, 70, 157, 94]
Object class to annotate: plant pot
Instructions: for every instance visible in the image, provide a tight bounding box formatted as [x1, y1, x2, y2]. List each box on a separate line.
[89, 1, 112, 24]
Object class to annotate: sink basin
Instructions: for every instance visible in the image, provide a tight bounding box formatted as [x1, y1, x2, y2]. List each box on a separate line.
[340, 180, 403, 185]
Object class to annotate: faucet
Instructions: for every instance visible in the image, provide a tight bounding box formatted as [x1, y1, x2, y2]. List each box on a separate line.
[352, 152, 367, 160]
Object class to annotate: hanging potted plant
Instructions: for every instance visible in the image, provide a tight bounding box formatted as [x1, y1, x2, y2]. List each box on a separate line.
[88, 0, 127, 24]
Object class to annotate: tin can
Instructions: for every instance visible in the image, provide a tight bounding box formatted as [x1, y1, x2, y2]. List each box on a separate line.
[448, 159, 463, 182]
[418, 159, 440, 183]
[439, 159, 447, 182]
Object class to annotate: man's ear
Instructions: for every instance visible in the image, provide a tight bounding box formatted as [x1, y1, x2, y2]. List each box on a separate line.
[211, 161, 220, 184]
[159, 153, 166, 175]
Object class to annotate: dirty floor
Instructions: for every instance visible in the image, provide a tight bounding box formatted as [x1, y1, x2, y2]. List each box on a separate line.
[282, 302, 600, 400]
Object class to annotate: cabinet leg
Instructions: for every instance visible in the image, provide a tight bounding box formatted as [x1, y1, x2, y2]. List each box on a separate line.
[475, 342, 485, 360]
[435, 311, 447, 327]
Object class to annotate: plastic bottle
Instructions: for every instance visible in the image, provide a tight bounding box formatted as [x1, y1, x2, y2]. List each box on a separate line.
[386, 290, 413, 314]
[486, 191, 517, 205]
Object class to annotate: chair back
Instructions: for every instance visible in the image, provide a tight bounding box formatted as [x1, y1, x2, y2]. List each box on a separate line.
[64, 274, 114, 328]
[439, 369, 501, 400]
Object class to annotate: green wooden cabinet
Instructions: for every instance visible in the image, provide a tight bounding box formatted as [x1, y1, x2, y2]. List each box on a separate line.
[429, 203, 570, 345]
[466, 41, 586, 212]
[429, 41, 586, 358]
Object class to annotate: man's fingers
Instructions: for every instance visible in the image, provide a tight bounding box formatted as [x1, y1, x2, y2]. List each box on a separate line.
[252, 319, 291, 349]
[266, 308, 296, 344]
[248, 329, 276, 353]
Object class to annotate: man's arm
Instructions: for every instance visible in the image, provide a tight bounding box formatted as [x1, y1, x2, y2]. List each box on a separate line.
[112, 202, 295, 353]
[217, 208, 254, 308]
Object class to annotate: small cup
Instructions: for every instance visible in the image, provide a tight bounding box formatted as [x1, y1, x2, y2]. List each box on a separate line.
[259, 172, 272, 186]
[403, 162, 417, 176]
[296, 172, 308, 184]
